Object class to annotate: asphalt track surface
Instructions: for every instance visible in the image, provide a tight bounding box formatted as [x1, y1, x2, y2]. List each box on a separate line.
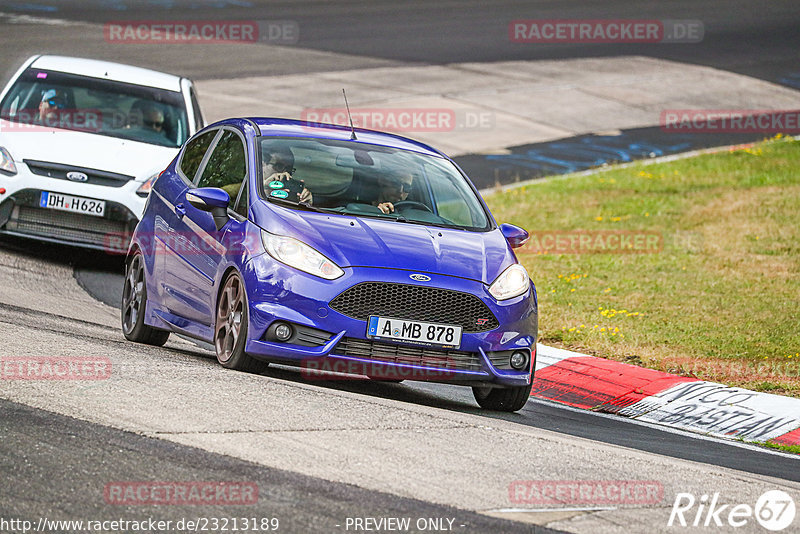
[2, 0, 799, 86]
[2, 2, 800, 532]
[2, 398, 557, 534]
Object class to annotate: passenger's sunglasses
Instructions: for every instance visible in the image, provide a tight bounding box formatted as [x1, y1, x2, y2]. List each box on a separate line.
[144, 119, 163, 128]
[269, 158, 294, 174]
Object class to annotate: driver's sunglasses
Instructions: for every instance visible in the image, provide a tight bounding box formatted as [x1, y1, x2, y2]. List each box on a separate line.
[389, 179, 414, 193]
[46, 99, 65, 108]
[144, 119, 163, 129]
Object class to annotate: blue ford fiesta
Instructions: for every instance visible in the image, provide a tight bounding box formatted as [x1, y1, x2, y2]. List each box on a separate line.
[121, 117, 537, 412]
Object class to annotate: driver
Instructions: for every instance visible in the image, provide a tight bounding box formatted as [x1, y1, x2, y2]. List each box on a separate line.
[129, 100, 167, 137]
[374, 171, 414, 214]
[141, 105, 165, 135]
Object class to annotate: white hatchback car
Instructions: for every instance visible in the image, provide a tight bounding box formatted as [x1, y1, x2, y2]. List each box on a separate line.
[0, 55, 205, 252]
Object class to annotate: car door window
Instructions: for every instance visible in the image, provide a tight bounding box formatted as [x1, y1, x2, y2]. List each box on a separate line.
[179, 130, 217, 182]
[234, 180, 248, 218]
[197, 129, 247, 209]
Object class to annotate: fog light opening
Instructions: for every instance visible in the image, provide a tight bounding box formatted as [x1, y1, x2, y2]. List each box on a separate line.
[274, 322, 293, 342]
[510, 351, 528, 370]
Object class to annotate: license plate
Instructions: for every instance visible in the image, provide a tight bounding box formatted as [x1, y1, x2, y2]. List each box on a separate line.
[367, 316, 462, 349]
[40, 191, 105, 217]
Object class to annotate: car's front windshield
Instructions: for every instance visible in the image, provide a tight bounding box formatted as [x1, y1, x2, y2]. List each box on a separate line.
[258, 137, 491, 231]
[0, 67, 189, 148]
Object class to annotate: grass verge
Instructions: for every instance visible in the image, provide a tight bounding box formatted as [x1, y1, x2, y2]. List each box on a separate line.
[485, 136, 800, 396]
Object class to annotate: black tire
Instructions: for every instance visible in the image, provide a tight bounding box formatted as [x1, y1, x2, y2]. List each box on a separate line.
[472, 383, 533, 412]
[121, 250, 170, 346]
[214, 271, 269, 374]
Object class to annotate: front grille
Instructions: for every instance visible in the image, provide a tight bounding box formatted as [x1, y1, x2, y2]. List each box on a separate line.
[333, 337, 482, 371]
[296, 328, 332, 347]
[329, 282, 499, 333]
[5, 205, 129, 250]
[488, 351, 512, 370]
[25, 159, 134, 188]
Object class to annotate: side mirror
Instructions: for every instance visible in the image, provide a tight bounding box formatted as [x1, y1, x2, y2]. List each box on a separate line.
[500, 223, 529, 249]
[186, 187, 230, 230]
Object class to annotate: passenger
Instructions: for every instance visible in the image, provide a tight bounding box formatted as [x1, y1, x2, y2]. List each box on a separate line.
[374, 171, 414, 214]
[37, 89, 67, 123]
[262, 148, 313, 204]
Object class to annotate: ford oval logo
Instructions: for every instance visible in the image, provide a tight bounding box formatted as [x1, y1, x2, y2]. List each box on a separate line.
[409, 274, 431, 282]
[66, 171, 88, 182]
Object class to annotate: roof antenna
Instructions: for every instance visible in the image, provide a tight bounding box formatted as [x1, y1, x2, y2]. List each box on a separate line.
[342, 88, 357, 140]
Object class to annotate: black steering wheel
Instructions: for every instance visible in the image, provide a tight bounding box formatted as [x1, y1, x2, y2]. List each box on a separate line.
[393, 201, 432, 213]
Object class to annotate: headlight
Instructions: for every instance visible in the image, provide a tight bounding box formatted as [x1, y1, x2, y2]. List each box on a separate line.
[136, 171, 161, 197]
[488, 264, 530, 300]
[0, 147, 17, 175]
[261, 231, 344, 280]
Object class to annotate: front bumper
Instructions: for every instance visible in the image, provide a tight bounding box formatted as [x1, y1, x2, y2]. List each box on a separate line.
[0, 164, 144, 252]
[242, 256, 538, 387]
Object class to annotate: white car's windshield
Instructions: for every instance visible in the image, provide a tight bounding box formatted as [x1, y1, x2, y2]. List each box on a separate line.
[258, 137, 491, 231]
[0, 67, 189, 148]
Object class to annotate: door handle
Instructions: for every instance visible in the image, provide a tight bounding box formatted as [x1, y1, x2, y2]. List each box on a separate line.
[175, 203, 186, 219]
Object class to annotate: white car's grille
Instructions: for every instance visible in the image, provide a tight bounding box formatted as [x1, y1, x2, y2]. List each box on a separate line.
[6, 205, 129, 251]
[25, 159, 134, 188]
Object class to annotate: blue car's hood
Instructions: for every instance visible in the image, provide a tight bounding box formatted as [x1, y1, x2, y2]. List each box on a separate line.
[253, 203, 515, 285]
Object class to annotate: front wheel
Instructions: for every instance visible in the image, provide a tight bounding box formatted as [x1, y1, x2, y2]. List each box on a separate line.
[214, 271, 269, 374]
[472, 383, 532, 412]
[121, 250, 170, 346]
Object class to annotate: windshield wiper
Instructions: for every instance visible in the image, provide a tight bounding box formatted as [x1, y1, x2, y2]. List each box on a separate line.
[267, 197, 329, 213]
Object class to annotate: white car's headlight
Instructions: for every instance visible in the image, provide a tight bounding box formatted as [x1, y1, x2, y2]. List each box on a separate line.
[136, 171, 161, 197]
[262, 231, 344, 280]
[0, 147, 17, 175]
[489, 264, 530, 300]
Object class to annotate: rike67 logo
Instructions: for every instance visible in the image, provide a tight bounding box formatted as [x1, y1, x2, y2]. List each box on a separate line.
[668, 490, 796, 531]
